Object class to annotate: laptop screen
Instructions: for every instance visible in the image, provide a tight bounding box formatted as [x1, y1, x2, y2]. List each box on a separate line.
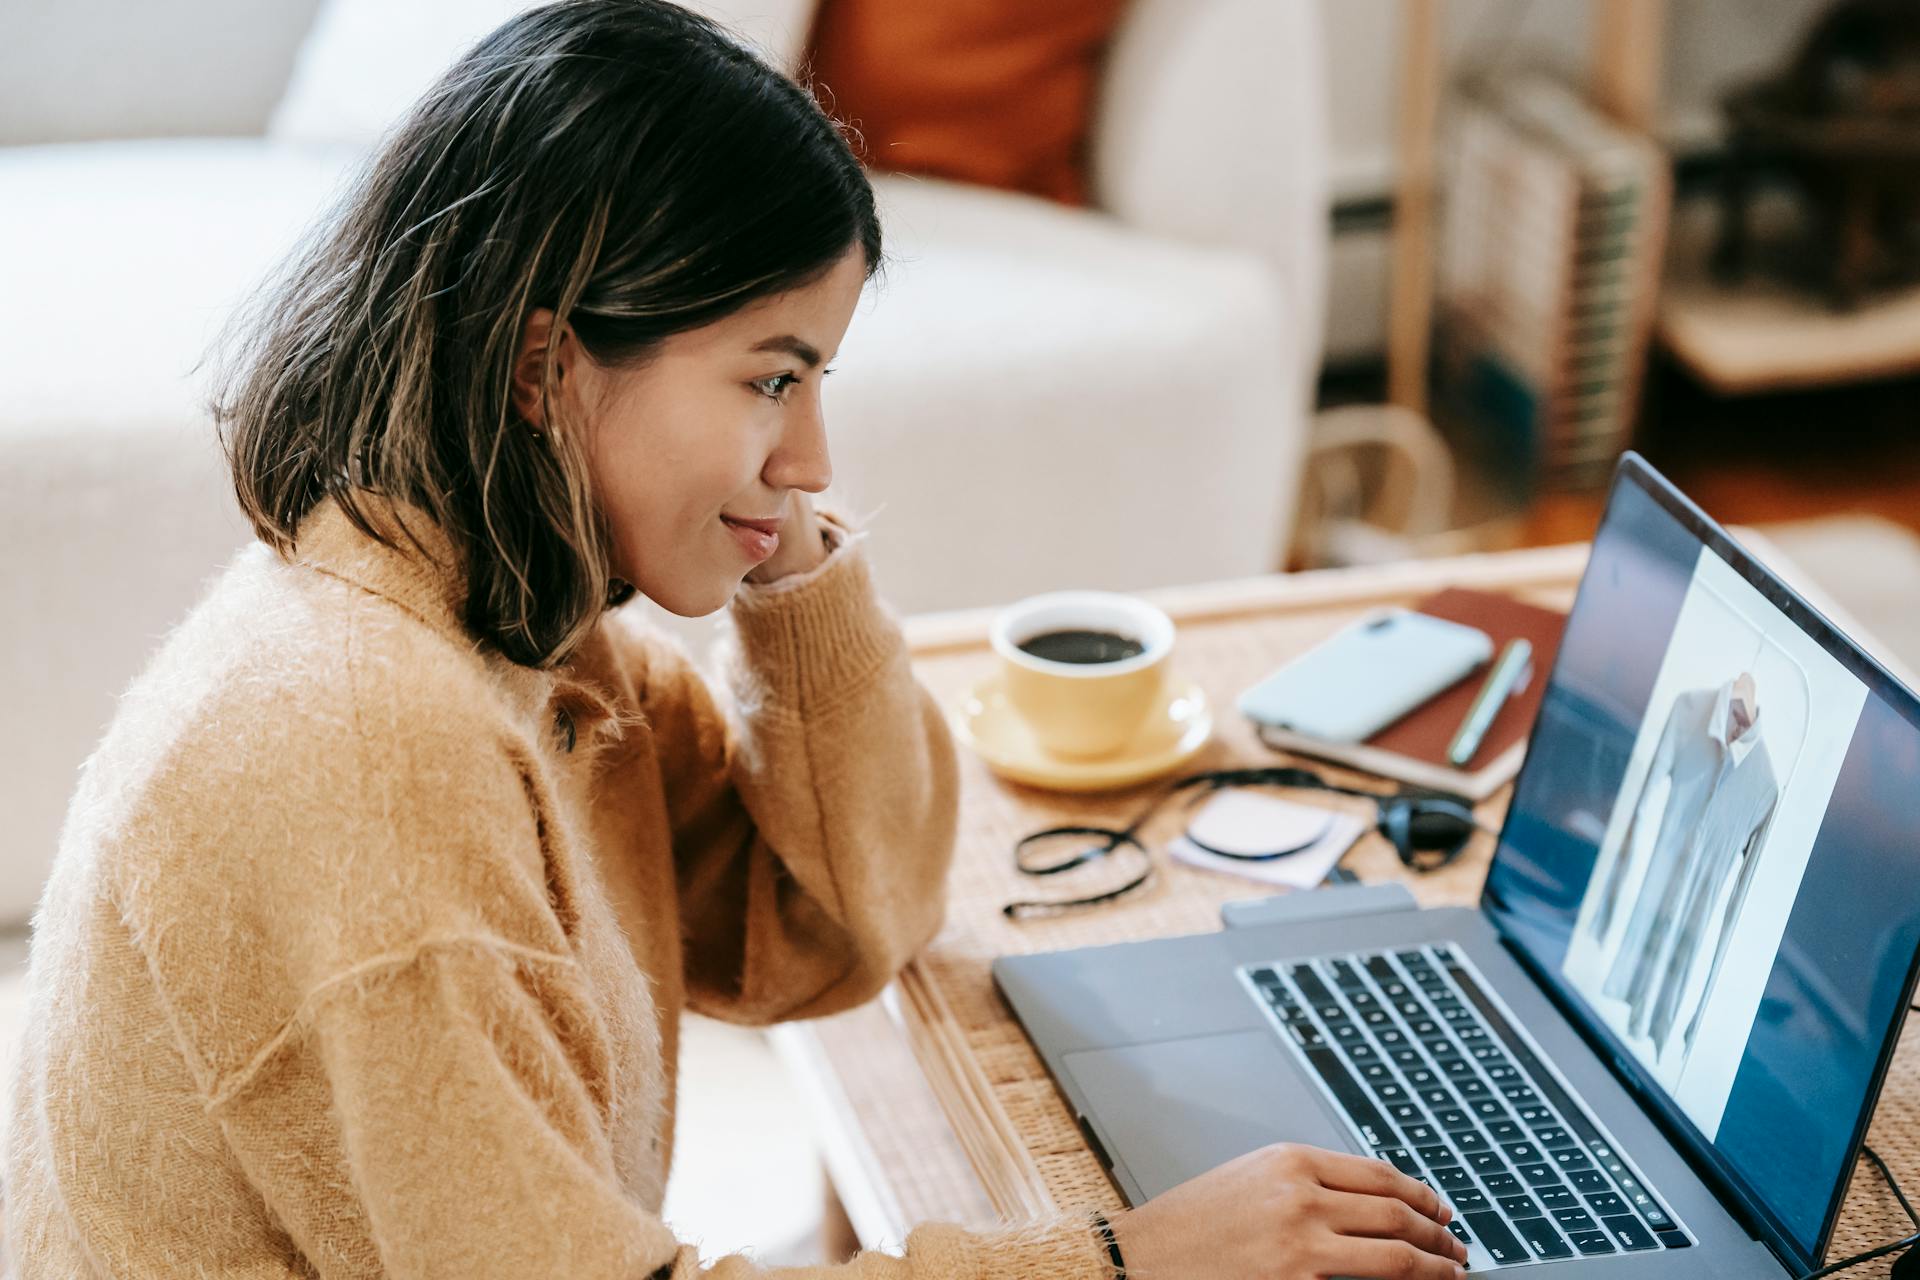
[1482, 454, 1920, 1273]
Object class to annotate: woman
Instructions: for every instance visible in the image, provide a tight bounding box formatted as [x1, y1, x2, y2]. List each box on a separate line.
[2, 4, 1467, 1278]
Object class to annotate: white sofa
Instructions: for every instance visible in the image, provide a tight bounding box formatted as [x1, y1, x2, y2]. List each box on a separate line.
[0, 0, 1328, 926]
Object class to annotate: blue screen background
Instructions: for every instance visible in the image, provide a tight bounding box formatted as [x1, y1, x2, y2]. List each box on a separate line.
[1482, 474, 1920, 1266]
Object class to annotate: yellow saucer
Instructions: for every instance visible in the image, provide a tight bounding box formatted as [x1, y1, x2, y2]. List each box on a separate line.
[953, 674, 1213, 792]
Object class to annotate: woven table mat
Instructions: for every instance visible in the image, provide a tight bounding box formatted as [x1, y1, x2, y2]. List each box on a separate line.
[897, 555, 1920, 1276]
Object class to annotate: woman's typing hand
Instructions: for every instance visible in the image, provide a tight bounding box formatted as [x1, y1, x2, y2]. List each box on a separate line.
[1108, 1143, 1468, 1280]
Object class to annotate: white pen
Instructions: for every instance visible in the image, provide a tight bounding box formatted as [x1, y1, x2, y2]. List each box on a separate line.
[1448, 638, 1533, 767]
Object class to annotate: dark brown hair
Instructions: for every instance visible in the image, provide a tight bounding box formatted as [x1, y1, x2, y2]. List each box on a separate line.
[203, 0, 882, 667]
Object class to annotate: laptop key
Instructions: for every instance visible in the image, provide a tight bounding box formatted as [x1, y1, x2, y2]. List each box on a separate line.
[1435, 1108, 1476, 1132]
[1455, 1079, 1491, 1100]
[1537, 1186, 1577, 1210]
[1569, 1170, 1608, 1194]
[1287, 965, 1335, 1005]
[1343, 1043, 1379, 1064]
[1571, 1229, 1618, 1255]
[1454, 1130, 1490, 1153]
[1447, 1220, 1473, 1246]
[1471, 1099, 1508, 1121]
[1552, 1208, 1598, 1232]
[1552, 1149, 1593, 1172]
[1484, 1173, 1521, 1195]
[1287, 1022, 1326, 1049]
[1602, 1215, 1659, 1251]
[1403, 1123, 1439, 1144]
[1518, 1163, 1562, 1188]
[1299, 1047, 1396, 1149]
[1499, 1141, 1541, 1164]
[1586, 1192, 1629, 1217]
[1390, 1047, 1424, 1068]
[1487, 1120, 1523, 1143]
[1417, 1145, 1459, 1168]
[1655, 1228, 1693, 1249]
[1434, 1167, 1474, 1192]
[1418, 1087, 1456, 1110]
[1452, 1189, 1490, 1212]
[1466, 1151, 1505, 1176]
[1497, 1194, 1542, 1219]
[1533, 1124, 1572, 1147]
[1439, 1058, 1477, 1080]
[1381, 1148, 1420, 1176]
[1388, 1102, 1424, 1125]
[1372, 1082, 1409, 1104]
[1462, 1212, 1527, 1265]
[1514, 1216, 1574, 1260]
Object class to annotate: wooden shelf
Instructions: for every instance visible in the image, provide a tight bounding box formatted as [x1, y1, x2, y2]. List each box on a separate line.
[1659, 201, 1920, 395]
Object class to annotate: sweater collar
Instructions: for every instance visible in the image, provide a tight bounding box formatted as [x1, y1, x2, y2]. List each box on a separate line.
[292, 491, 471, 639]
[291, 492, 628, 750]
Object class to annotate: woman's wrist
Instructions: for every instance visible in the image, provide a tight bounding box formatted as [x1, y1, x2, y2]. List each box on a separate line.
[1092, 1210, 1129, 1279]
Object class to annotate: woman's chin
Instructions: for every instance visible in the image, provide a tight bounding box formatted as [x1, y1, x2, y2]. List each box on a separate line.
[638, 574, 741, 619]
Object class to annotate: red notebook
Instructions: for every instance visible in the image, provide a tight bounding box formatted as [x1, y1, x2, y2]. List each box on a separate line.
[1254, 587, 1568, 799]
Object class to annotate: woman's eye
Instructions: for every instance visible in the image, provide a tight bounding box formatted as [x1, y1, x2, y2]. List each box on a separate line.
[750, 367, 834, 402]
[751, 373, 799, 401]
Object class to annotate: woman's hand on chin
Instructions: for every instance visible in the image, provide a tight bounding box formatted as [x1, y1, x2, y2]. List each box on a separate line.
[743, 491, 829, 585]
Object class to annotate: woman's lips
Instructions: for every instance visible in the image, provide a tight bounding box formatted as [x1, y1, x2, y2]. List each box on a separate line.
[720, 515, 780, 562]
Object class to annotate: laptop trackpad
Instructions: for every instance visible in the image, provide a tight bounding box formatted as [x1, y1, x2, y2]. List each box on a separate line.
[1063, 1029, 1355, 1202]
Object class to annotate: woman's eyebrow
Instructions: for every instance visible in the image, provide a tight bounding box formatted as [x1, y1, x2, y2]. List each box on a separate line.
[749, 334, 821, 368]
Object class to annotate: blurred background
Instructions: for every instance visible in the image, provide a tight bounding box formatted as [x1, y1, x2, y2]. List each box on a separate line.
[5, 0, 1920, 1265]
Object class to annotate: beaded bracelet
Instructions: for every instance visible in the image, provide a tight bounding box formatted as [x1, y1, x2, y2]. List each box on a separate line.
[1090, 1211, 1128, 1279]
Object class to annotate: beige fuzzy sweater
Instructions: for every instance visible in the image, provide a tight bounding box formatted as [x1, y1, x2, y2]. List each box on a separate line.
[3, 493, 1113, 1279]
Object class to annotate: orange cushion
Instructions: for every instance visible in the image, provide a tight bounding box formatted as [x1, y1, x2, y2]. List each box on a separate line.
[804, 0, 1128, 206]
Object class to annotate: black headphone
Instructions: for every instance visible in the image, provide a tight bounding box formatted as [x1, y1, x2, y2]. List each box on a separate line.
[1005, 764, 1497, 918]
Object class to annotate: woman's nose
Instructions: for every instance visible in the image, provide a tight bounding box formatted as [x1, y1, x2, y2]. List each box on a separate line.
[765, 395, 833, 494]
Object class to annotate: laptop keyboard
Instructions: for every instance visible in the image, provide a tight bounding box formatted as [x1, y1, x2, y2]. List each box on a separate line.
[1241, 944, 1692, 1269]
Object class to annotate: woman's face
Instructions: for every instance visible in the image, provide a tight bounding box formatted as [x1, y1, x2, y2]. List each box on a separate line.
[513, 245, 867, 616]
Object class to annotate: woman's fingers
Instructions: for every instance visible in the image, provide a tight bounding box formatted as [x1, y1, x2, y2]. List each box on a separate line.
[1327, 1236, 1468, 1280]
[1302, 1147, 1449, 1221]
[1317, 1188, 1469, 1265]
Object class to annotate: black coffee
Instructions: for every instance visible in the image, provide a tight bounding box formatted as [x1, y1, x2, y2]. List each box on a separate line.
[1017, 628, 1146, 665]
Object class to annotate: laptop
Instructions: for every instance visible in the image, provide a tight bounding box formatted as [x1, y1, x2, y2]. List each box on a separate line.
[993, 452, 1920, 1275]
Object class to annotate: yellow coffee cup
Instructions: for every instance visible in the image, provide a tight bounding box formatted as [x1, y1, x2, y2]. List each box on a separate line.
[989, 591, 1175, 760]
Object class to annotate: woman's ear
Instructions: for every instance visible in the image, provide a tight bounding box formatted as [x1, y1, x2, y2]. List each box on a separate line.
[512, 307, 561, 431]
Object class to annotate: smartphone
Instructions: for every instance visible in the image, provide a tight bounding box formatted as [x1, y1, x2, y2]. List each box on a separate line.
[1236, 608, 1493, 743]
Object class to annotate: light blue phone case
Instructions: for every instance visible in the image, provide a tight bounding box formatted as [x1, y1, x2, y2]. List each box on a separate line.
[1235, 608, 1493, 743]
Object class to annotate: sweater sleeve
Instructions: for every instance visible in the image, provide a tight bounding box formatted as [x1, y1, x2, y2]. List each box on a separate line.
[645, 516, 963, 1025]
[213, 935, 1110, 1280]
